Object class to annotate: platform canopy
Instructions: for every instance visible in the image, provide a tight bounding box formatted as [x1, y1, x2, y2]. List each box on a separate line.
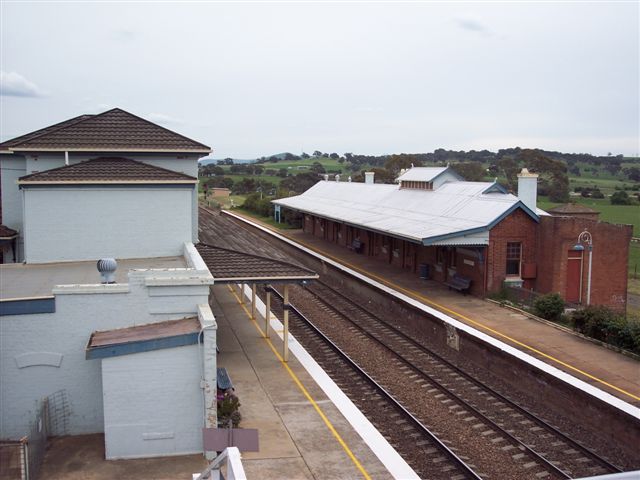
[195, 243, 318, 284]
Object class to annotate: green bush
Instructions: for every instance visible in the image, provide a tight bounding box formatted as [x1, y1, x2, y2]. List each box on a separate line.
[243, 192, 273, 217]
[571, 306, 640, 354]
[218, 392, 242, 428]
[533, 293, 565, 321]
[610, 190, 633, 205]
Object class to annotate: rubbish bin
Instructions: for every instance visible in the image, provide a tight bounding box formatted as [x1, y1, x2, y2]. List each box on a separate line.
[419, 263, 430, 280]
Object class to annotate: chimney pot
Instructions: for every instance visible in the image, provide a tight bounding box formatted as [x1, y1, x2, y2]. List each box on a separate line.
[517, 168, 538, 212]
[364, 172, 375, 184]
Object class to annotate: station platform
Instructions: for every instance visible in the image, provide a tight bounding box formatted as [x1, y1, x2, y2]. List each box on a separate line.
[211, 284, 403, 480]
[224, 211, 640, 408]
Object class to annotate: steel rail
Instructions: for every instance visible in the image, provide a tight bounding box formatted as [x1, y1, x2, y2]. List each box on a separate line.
[306, 280, 623, 476]
[269, 287, 483, 480]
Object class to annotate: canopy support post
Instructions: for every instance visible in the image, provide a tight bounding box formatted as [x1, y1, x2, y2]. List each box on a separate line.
[265, 287, 271, 338]
[283, 285, 289, 362]
[251, 284, 256, 319]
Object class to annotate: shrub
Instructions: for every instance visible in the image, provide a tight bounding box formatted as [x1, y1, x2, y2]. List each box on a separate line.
[217, 392, 242, 428]
[533, 293, 565, 321]
[610, 190, 632, 205]
[571, 306, 640, 354]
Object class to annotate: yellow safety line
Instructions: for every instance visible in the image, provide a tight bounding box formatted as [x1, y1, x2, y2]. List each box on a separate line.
[226, 285, 372, 480]
[229, 213, 639, 403]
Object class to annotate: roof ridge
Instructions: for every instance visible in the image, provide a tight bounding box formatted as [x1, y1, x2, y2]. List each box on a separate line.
[197, 243, 316, 274]
[106, 108, 211, 151]
[0, 114, 94, 148]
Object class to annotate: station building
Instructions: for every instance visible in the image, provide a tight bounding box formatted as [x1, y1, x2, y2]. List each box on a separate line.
[274, 167, 632, 310]
[0, 109, 218, 460]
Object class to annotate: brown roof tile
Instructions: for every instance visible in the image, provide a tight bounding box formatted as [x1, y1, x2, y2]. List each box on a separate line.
[196, 243, 318, 283]
[18, 157, 197, 184]
[1, 108, 210, 152]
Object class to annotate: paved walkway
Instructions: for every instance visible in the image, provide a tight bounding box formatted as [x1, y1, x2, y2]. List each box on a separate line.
[212, 284, 395, 480]
[227, 211, 640, 408]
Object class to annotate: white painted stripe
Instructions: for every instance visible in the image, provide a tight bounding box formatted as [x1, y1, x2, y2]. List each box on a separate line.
[225, 210, 640, 419]
[238, 283, 420, 480]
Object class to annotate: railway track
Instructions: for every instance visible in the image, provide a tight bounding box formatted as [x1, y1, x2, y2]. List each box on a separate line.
[264, 281, 622, 479]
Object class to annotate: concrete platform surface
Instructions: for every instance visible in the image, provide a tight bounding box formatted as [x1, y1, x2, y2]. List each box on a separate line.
[39, 434, 206, 479]
[226, 211, 640, 407]
[212, 284, 395, 480]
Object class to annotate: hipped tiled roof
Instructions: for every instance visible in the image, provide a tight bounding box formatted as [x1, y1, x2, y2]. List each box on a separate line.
[0, 108, 210, 152]
[196, 243, 318, 283]
[18, 157, 198, 184]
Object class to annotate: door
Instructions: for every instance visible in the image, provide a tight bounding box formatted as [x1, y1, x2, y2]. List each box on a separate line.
[566, 250, 583, 303]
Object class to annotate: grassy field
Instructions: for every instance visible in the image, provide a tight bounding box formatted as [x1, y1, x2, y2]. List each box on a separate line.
[538, 196, 639, 235]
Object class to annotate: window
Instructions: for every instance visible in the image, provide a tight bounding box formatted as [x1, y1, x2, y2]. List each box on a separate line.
[506, 242, 521, 276]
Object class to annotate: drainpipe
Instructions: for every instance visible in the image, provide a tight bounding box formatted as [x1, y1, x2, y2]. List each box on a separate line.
[64, 151, 69, 165]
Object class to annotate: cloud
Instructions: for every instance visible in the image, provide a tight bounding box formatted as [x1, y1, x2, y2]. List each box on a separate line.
[145, 112, 185, 126]
[112, 28, 137, 41]
[455, 18, 492, 36]
[0, 71, 46, 97]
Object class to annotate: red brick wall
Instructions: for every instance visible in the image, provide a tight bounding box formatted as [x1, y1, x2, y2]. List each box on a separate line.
[454, 247, 487, 295]
[537, 216, 632, 311]
[487, 209, 538, 292]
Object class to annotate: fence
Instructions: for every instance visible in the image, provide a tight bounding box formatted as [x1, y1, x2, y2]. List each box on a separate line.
[0, 397, 49, 480]
[504, 286, 580, 311]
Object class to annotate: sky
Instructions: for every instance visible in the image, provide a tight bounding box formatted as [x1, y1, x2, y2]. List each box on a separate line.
[1, 1, 638, 159]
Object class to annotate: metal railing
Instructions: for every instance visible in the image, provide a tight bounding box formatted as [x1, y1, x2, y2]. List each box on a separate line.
[193, 447, 247, 480]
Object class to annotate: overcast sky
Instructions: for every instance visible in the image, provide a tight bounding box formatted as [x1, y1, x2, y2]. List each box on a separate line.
[1, 1, 638, 159]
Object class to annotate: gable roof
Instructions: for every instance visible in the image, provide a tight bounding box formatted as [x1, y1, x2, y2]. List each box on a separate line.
[17, 157, 198, 185]
[1, 108, 211, 153]
[273, 180, 539, 246]
[397, 166, 464, 182]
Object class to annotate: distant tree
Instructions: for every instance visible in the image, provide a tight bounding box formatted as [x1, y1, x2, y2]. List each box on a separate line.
[312, 150, 322, 157]
[344, 152, 353, 161]
[301, 152, 310, 159]
[611, 190, 633, 205]
[623, 167, 640, 181]
[216, 160, 225, 166]
[338, 158, 345, 164]
[277, 168, 288, 178]
[310, 161, 326, 174]
[329, 152, 339, 159]
[384, 154, 424, 176]
[569, 165, 581, 176]
[280, 172, 321, 194]
[451, 162, 486, 181]
[224, 158, 234, 165]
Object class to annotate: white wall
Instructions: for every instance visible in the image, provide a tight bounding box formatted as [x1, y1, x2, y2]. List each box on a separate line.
[0, 250, 213, 440]
[24, 153, 201, 177]
[102, 345, 204, 459]
[1, 155, 26, 261]
[23, 187, 194, 263]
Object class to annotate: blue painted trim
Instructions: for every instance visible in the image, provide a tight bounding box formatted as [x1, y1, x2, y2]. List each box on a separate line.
[432, 166, 464, 183]
[86, 332, 199, 359]
[422, 226, 489, 245]
[486, 201, 539, 229]
[0, 297, 55, 316]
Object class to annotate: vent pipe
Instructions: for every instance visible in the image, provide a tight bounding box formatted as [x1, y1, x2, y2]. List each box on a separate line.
[323, 174, 329, 181]
[364, 172, 375, 184]
[97, 258, 118, 284]
[335, 174, 340, 182]
[517, 168, 538, 212]
[64, 151, 69, 166]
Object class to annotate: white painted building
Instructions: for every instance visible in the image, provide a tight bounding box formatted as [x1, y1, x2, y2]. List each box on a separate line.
[0, 108, 219, 459]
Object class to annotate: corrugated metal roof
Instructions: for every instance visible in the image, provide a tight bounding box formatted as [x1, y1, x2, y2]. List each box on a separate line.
[273, 180, 539, 245]
[397, 166, 457, 182]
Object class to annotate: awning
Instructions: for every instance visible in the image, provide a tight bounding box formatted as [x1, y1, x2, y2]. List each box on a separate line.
[195, 243, 318, 284]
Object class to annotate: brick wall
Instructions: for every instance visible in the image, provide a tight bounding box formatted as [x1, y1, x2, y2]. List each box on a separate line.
[537, 216, 632, 311]
[487, 209, 538, 292]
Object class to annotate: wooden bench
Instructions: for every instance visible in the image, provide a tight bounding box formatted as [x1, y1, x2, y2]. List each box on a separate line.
[217, 367, 234, 392]
[444, 274, 472, 295]
[348, 239, 364, 254]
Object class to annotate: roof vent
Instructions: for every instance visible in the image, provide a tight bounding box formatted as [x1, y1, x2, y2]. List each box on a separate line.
[335, 174, 340, 182]
[323, 174, 329, 181]
[348, 176, 352, 182]
[97, 258, 118, 284]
